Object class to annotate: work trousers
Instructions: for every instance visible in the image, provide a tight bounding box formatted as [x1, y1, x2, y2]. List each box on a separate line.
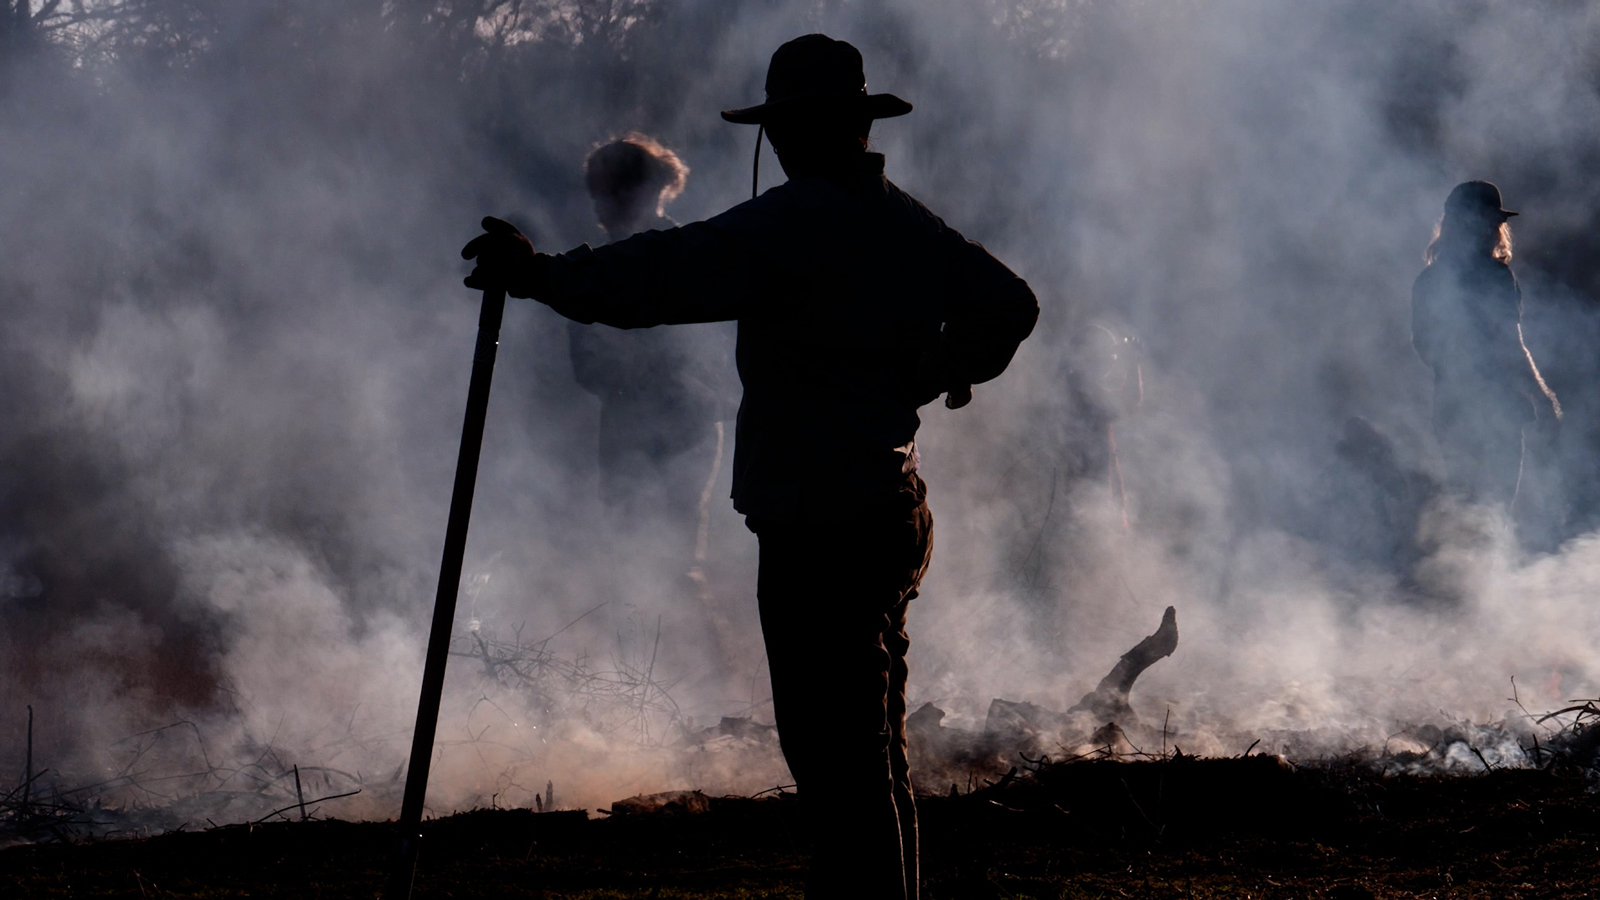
[750, 474, 933, 900]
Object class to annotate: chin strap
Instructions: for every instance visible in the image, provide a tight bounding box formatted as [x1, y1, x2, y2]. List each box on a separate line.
[752, 124, 764, 200]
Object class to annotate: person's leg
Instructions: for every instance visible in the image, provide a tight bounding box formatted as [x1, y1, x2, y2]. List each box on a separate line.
[885, 592, 919, 899]
[758, 529, 905, 898]
[1479, 426, 1525, 510]
[754, 477, 933, 899]
[887, 477, 932, 899]
[1436, 404, 1523, 509]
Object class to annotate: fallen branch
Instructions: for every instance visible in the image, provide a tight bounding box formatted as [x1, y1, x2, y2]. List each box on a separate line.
[251, 789, 363, 825]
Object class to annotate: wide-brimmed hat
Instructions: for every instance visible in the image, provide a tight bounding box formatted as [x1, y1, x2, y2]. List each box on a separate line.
[1445, 180, 1518, 220]
[722, 34, 912, 125]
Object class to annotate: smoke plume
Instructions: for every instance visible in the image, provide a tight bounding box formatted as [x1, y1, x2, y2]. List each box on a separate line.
[4, 0, 1600, 820]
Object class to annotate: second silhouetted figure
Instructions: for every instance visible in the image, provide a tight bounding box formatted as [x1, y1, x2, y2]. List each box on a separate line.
[1412, 180, 1556, 508]
[568, 135, 732, 536]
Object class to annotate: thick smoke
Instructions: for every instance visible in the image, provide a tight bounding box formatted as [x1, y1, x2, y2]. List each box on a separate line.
[4, 0, 1600, 821]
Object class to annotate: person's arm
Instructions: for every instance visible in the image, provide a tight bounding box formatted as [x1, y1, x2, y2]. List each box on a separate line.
[921, 236, 1039, 404]
[1507, 273, 1561, 419]
[1506, 277, 1539, 391]
[537, 219, 765, 328]
[1410, 270, 1439, 370]
[463, 206, 783, 329]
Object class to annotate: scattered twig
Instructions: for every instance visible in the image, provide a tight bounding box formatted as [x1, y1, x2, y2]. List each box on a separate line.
[251, 789, 362, 825]
[293, 766, 307, 822]
[1469, 746, 1494, 773]
[1509, 677, 1556, 733]
[23, 705, 33, 814]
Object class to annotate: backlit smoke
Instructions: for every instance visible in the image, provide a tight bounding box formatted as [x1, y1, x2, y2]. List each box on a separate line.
[4, 0, 1600, 822]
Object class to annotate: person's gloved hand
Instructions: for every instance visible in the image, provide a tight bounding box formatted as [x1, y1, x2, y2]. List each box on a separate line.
[461, 216, 541, 297]
[914, 332, 973, 410]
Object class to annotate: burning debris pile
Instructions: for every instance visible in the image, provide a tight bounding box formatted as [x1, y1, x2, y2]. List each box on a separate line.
[1374, 693, 1600, 779]
[905, 604, 1600, 801]
[910, 606, 1182, 789]
[1526, 697, 1600, 769]
[0, 716, 371, 848]
[445, 619, 791, 807]
[6, 594, 1600, 852]
[0, 710, 92, 848]
[0, 779, 89, 849]
[448, 613, 784, 756]
[0, 617, 792, 846]
[450, 613, 684, 746]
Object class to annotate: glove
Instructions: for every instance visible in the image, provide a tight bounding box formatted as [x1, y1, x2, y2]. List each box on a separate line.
[915, 332, 974, 410]
[461, 216, 542, 297]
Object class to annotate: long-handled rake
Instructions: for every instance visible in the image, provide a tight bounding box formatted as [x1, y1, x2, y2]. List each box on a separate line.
[387, 285, 507, 898]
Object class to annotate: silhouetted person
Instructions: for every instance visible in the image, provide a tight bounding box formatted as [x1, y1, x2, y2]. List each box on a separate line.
[463, 34, 1038, 900]
[586, 134, 685, 242]
[1412, 181, 1557, 509]
[567, 135, 732, 542]
[1065, 320, 1144, 527]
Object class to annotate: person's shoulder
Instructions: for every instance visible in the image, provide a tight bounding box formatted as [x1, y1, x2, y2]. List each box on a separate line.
[881, 178, 1012, 271]
[1412, 263, 1437, 290]
[879, 177, 952, 231]
[704, 184, 803, 231]
[1413, 260, 1454, 296]
[1460, 256, 1518, 293]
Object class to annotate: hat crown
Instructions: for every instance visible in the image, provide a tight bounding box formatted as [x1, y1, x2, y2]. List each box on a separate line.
[721, 33, 910, 125]
[763, 34, 868, 104]
[1445, 180, 1512, 218]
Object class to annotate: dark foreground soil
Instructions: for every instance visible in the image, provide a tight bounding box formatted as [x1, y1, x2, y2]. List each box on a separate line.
[3, 757, 1599, 899]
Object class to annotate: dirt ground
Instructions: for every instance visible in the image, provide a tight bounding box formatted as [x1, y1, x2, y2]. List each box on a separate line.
[3, 757, 1599, 898]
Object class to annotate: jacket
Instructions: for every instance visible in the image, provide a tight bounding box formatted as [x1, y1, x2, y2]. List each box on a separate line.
[1411, 251, 1542, 427]
[534, 152, 1039, 518]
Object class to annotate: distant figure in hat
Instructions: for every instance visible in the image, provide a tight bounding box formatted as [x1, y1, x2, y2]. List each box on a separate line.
[1412, 181, 1558, 508]
[463, 34, 1038, 899]
[567, 135, 732, 546]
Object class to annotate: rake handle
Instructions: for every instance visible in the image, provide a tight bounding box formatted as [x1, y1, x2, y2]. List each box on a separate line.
[387, 286, 507, 898]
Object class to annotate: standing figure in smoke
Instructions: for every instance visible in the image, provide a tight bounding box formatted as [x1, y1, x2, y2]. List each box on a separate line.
[462, 34, 1038, 900]
[1411, 181, 1557, 509]
[568, 135, 733, 552]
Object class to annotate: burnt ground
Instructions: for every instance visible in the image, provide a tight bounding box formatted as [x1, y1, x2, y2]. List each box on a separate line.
[2, 756, 1599, 899]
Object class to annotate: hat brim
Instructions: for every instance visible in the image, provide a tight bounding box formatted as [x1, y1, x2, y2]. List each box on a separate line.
[721, 92, 912, 125]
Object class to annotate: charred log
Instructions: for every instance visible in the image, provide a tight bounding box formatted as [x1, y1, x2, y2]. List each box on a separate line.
[1067, 605, 1179, 724]
[911, 607, 1181, 789]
